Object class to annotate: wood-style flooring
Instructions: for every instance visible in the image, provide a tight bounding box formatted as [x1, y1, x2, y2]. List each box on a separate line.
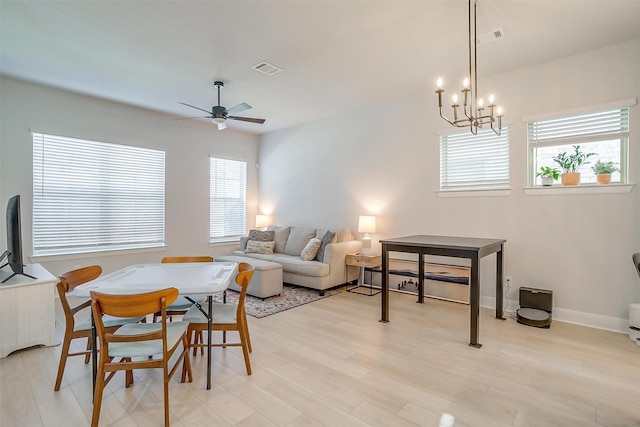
[1, 289, 639, 426]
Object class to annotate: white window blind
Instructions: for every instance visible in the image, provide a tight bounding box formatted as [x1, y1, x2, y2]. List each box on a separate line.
[527, 107, 629, 185]
[32, 133, 165, 256]
[210, 157, 246, 242]
[440, 127, 510, 190]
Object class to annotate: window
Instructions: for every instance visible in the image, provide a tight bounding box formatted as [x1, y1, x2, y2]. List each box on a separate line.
[527, 104, 630, 186]
[209, 157, 246, 242]
[439, 127, 510, 191]
[32, 133, 165, 256]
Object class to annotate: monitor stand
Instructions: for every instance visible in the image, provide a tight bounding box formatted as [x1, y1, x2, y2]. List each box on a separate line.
[0, 260, 37, 283]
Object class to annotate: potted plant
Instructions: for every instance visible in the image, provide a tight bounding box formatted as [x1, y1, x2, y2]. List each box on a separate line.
[591, 160, 619, 185]
[552, 145, 596, 186]
[536, 166, 560, 186]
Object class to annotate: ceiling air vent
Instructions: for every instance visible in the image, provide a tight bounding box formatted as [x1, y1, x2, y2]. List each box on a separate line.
[252, 61, 282, 76]
[475, 28, 505, 45]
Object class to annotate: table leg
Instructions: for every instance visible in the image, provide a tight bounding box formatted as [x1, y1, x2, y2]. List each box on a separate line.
[91, 312, 97, 399]
[380, 247, 389, 322]
[469, 254, 481, 348]
[417, 253, 425, 303]
[207, 297, 212, 390]
[496, 246, 506, 320]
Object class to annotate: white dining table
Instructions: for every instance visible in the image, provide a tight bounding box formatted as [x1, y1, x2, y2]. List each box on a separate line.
[73, 262, 238, 390]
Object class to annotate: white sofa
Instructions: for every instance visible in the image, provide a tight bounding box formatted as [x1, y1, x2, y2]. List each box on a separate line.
[232, 225, 362, 295]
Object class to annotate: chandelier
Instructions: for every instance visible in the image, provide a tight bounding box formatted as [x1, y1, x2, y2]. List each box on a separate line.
[435, 0, 503, 135]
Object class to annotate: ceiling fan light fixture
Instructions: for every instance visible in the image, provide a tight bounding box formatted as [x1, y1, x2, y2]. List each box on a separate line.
[211, 117, 226, 124]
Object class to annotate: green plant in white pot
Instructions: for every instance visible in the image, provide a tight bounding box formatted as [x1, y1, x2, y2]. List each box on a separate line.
[552, 145, 595, 185]
[536, 166, 560, 186]
[591, 160, 619, 185]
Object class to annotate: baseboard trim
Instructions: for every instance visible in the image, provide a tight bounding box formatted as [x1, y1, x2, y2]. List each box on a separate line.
[482, 296, 628, 334]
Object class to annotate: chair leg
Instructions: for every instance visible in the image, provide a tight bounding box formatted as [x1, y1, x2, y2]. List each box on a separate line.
[190, 329, 199, 357]
[180, 336, 193, 383]
[84, 338, 92, 364]
[163, 364, 170, 427]
[54, 334, 72, 391]
[238, 325, 252, 376]
[243, 312, 252, 353]
[125, 358, 134, 388]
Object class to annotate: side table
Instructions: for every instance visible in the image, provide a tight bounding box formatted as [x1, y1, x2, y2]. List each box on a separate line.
[345, 253, 381, 296]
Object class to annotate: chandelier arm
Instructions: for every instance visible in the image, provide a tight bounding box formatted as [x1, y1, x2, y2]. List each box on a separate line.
[438, 108, 457, 127]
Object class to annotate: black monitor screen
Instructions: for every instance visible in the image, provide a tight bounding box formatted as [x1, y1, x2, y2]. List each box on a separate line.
[5, 195, 24, 277]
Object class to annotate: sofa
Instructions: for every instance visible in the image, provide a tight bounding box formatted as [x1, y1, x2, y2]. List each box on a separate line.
[231, 225, 362, 294]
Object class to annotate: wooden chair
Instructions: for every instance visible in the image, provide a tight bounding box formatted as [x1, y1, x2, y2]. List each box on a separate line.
[90, 287, 193, 427]
[54, 265, 144, 391]
[183, 262, 255, 375]
[152, 256, 214, 322]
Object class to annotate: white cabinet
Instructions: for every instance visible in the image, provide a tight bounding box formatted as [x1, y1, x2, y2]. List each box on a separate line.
[0, 263, 57, 358]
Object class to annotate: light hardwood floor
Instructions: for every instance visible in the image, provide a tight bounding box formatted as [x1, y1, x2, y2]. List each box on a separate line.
[1, 290, 639, 427]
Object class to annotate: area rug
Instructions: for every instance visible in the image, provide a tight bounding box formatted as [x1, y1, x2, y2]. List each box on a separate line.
[214, 285, 341, 318]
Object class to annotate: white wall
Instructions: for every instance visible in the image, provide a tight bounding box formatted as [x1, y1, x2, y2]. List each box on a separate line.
[258, 39, 640, 332]
[0, 77, 259, 277]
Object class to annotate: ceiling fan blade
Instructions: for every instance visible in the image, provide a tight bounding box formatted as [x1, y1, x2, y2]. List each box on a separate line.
[178, 102, 211, 114]
[228, 116, 265, 124]
[226, 102, 252, 114]
[217, 121, 227, 130]
[173, 115, 211, 121]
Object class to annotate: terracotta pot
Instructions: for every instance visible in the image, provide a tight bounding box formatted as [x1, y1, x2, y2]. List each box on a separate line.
[596, 173, 612, 185]
[561, 172, 580, 186]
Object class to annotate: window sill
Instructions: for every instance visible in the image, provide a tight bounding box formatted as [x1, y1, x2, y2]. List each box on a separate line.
[523, 183, 634, 196]
[209, 239, 241, 246]
[437, 188, 512, 198]
[30, 245, 166, 263]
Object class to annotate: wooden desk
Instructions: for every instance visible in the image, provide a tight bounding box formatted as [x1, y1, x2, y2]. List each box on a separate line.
[74, 262, 237, 390]
[380, 235, 506, 348]
[0, 263, 57, 358]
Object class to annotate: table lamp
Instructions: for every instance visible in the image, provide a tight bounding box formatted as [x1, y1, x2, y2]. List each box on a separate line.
[255, 214, 271, 230]
[358, 215, 376, 252]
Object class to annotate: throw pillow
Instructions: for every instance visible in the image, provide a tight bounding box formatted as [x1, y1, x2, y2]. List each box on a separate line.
[315, 231, 336, 262]
[267, 225, 291, 253]
[248, 229, 275, 242]
[301, 238, 321, 261]
[284, 227, 317, 256]
[244, 240, 275, 255]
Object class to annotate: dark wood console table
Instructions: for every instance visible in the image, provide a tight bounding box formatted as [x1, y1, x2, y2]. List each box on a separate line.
[380, 235, 506, 348]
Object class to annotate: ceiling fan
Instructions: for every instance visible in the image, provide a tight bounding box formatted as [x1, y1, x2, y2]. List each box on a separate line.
[177, 81, 265, 130]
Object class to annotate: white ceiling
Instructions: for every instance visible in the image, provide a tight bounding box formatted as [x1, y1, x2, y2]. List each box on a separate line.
[2, 0, 639, 135]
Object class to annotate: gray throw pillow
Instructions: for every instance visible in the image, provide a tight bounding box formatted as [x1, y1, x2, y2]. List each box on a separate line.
[248, 229, 275, 242]
[315, 231, 336, 262]
[267, 226, 291, 253]
[284, 227, 317, 256]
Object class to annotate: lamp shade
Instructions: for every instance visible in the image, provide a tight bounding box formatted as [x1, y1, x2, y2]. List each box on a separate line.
[358, 215, 376, 234]
[256, 214, 271, 228]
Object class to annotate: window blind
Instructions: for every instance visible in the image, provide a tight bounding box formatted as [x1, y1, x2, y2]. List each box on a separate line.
[528, 108, 629, 147]
[440, 127, 510, 190]
[32, 133, 165, 255]
[527, 107, 629, 185]
[209, 157, 246, 242]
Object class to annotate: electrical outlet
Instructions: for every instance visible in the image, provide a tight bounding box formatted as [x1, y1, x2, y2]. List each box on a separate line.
[505, 276, 512, 287]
